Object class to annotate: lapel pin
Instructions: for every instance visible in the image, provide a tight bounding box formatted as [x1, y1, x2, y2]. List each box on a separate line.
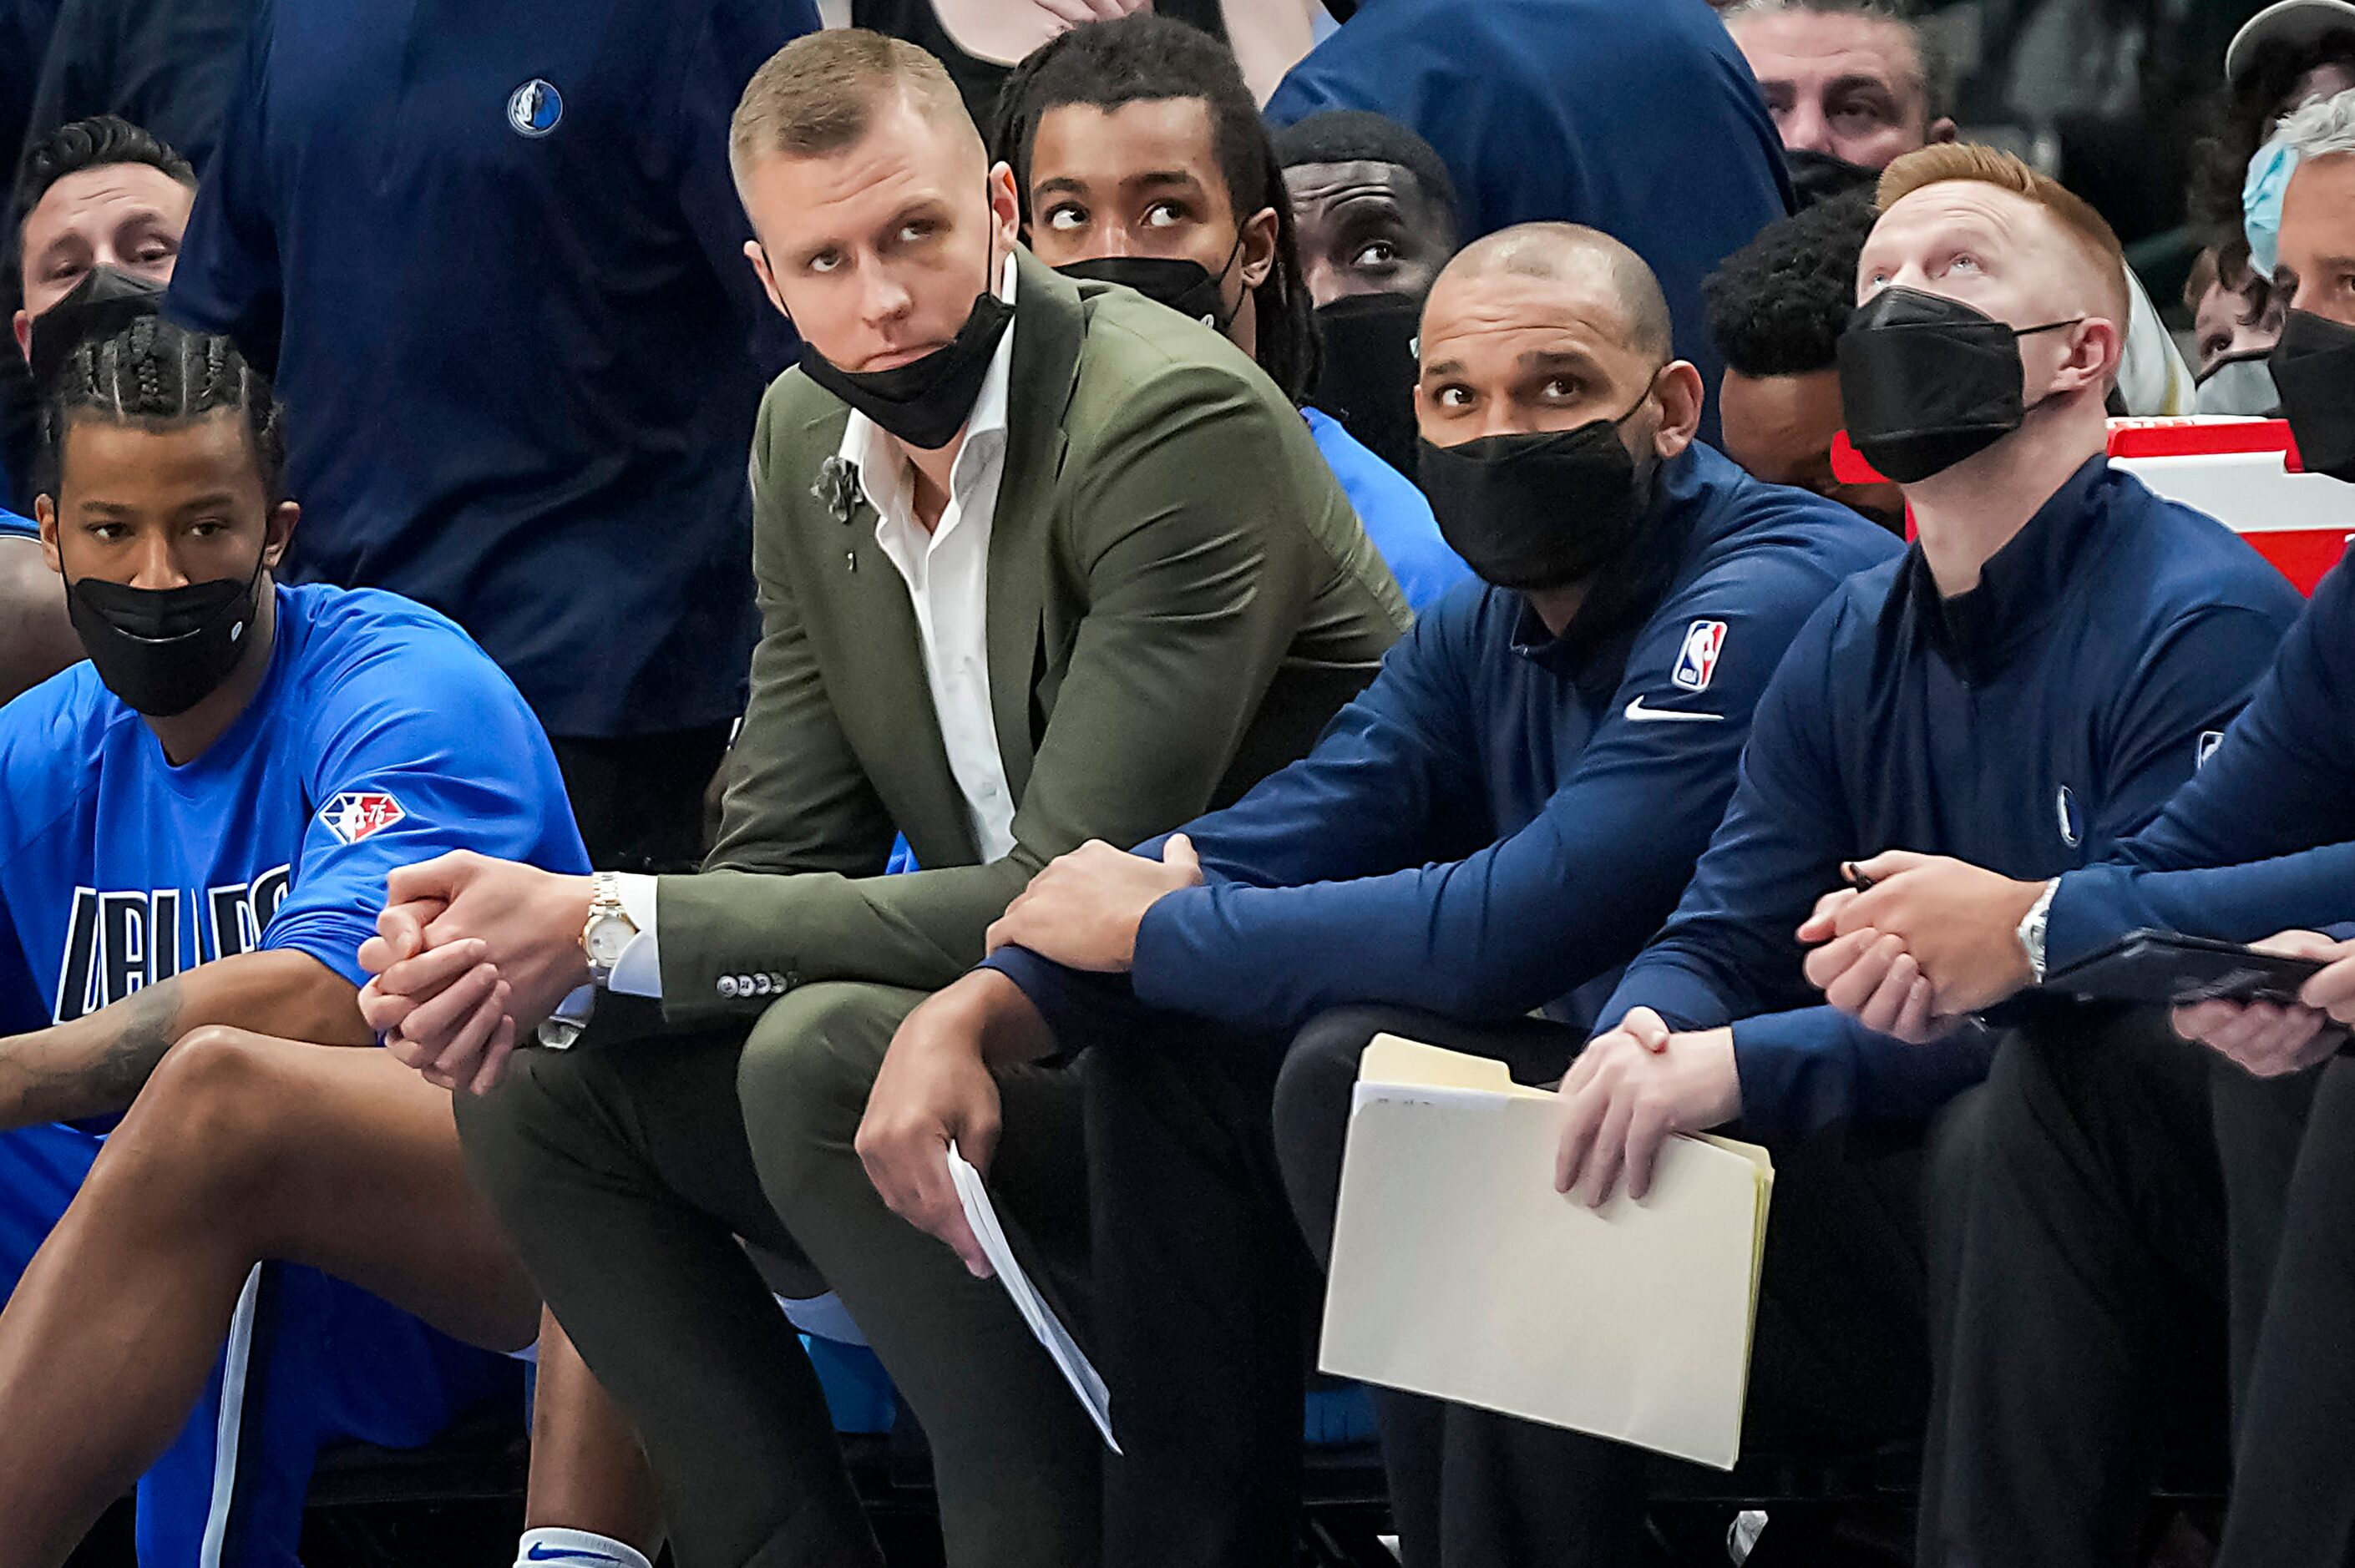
[814, 456, 859, 527]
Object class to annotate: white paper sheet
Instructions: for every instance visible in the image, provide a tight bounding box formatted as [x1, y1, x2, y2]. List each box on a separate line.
[945, 1141, 1120, 1453]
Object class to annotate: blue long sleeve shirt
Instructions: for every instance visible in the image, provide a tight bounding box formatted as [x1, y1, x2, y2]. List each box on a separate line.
[984, 443, 1897, 1044]
[2046, 543, 2355, 961]
[1598, 457, 2304, 1137]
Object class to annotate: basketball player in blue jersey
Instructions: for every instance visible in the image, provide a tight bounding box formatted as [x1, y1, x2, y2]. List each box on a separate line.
[0, 316, 612, 1568]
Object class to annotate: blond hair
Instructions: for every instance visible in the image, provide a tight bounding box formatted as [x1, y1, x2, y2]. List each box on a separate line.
[1876, 144, 2129, 323]
[729, 29, 974, 185]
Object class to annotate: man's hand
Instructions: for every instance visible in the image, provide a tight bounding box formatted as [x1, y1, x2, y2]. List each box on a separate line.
[1552, 1009, 1741, 1209]
[1806, 851, 2045, 1018]
[856, 971, 1051, 1278]
[357, 852, 594, 1094]
[2175, 931, 2352, 1077]
[983, 834, 1203, 972]
[1800, 878, 1968, 1044]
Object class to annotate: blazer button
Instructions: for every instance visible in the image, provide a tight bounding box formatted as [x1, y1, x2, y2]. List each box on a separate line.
[718, 975, 741, 999]
[753, 973, 775, 996]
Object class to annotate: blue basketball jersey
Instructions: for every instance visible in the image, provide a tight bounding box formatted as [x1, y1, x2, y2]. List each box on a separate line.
[0, 581, 588, 1033]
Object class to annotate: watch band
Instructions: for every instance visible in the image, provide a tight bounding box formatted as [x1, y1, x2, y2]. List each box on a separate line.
[2017, 878, 2060, 985]
[582, 871, 631, 989]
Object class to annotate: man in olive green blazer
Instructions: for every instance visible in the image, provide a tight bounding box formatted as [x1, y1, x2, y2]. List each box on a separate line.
[360, 30, 1403, 1568]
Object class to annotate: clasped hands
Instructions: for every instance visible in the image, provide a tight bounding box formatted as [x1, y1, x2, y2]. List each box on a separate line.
[355, 851, 598, 1095]
[1801, 849, 2355, 1079]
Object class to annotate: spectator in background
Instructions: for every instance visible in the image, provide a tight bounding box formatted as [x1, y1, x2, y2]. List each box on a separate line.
[1264, 0, 1794, 443]
[2198, 0, 2355, 254]
[23, 0, 260, 175]
[993, 15, 1468, 611]
[1724, 0, 2194, 416]
[1274, 108, 1460, 475]
[3, 115, 186, 702]
[871, 224, 1898, 1568]
[2185, 241, 2285, 412]
[166, 0, 823, 873]
[1704, 189, 1906, 531]
[1719, 0, 1957, 200]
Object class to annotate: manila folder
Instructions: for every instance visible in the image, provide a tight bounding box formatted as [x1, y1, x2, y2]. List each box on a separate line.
[1317, 1035, 1773, 1471]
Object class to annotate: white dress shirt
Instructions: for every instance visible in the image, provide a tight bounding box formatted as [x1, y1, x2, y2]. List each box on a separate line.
[603, 255, 1021, 1001]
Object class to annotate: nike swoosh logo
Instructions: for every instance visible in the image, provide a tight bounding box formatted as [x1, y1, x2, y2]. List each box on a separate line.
[526, 1550, 624, 1564]
[1623, 697, 1726, 723]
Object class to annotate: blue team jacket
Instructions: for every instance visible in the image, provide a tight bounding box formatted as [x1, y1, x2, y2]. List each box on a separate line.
[2046, 541, 2355, 959]
[985, 443, 1897, 1043]
[1600, 457, 2304, 1137]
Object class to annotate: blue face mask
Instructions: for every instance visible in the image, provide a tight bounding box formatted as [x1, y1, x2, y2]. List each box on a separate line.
[2244, 133, 2300, 281]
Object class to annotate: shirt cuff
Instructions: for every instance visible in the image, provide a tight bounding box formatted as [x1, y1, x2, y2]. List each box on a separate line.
[608, 873, 662, 999]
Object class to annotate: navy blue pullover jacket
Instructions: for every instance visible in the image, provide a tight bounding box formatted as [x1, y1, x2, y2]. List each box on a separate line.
[2046, 541, 2355, 960]
[1598, 457, 2303, 1137]
[166, 0, 818, 738]
[984, 443, 1897, 1044]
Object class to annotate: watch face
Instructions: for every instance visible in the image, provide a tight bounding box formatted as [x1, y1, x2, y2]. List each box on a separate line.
[586, 915, 634, 967]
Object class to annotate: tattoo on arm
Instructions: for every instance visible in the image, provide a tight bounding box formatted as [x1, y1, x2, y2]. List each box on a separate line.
[0, 977, 187, 1129]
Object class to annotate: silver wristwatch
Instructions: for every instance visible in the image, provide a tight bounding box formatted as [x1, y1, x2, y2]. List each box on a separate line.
[2016, 878, 2060, 985]
[580, 871, 639, 989]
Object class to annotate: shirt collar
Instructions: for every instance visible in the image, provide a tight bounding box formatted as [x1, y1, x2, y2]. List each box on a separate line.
[836, 251, 1020, 514]
[1890, 453, 2113, 685]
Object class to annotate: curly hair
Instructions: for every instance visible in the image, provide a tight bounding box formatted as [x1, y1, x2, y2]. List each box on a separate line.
[990, 15, 1319, 403]
[2186, 27, 2355, 252]
[1703, 190, 1881, 378]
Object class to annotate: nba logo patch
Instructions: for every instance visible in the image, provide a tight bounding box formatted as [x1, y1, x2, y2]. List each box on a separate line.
[1673, 620, 1728, 692]
[507, 78, 564, 138]
[2197, 731, 2225, 769]
[321, 792, 406, 845]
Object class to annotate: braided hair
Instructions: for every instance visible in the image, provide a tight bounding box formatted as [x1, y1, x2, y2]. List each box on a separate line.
[43, 316, 286, 502]
[990, 14, 1320, 404]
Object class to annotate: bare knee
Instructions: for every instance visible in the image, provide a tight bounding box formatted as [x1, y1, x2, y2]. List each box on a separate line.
[89, 1025, 293, 1227]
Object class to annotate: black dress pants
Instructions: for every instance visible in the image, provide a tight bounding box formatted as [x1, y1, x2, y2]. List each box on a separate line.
[1924, 1005, 2320, 1568]
[1267, 1005, 1957, 1568]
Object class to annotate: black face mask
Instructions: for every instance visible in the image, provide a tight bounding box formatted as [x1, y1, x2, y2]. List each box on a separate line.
[2271, 309, 2355, 482]
[1056, 255, 1233, 329]
[1836, 286, 2079, 483]
[66, 552, 266, 718]
[28, 266, 166, 398]
[1310, 291, 1423, 473]
[1785, 147, 1879, 210]
[1416, 387, 1659, 594]
[796, 233, 1014, 451]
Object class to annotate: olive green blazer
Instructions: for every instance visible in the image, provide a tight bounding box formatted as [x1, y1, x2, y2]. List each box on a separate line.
[644, 249, 1407, 1029]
